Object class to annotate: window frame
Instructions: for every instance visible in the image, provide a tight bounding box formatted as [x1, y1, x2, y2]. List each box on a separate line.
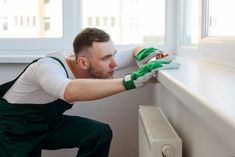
[177, 0, 235, 68]
[0, 0, 82, 63]
[179, 0, 235, 45]
[0, 0, 174, 63]
[201, 0, 235, 42]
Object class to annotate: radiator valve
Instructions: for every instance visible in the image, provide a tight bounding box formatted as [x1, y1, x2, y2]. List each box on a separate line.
[162, 144, 175, 157]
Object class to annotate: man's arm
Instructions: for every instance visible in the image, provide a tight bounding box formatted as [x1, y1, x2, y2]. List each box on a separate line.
[115, 46, 164, 70]
[115, 46, 145, 71]
[64, 59, 180, 103]
[63, 46, 144, 102]
[64, 78, 125, 102]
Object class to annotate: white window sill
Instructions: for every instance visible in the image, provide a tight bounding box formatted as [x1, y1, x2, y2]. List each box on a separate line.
[157, 56, 235, 147]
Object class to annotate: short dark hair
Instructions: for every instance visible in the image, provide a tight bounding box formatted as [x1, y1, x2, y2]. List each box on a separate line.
[73, 27, 110, 56]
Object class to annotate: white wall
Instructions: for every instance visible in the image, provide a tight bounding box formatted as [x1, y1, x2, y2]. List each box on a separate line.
[0, 64, 154, 157]
[0, 64, 28, 84]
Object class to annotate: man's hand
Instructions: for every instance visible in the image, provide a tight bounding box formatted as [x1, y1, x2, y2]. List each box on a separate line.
[123, 59, 180, 90]
[135, 47, 163, 67]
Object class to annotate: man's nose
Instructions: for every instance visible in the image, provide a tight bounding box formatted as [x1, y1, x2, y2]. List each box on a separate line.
[110, 57, 117, 68]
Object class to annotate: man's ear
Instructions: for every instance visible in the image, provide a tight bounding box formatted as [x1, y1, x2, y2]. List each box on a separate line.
[77, 56, 89, 70]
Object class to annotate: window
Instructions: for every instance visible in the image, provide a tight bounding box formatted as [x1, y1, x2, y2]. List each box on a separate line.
[0, 0, 62, 38]
[180, 0, 201, 45]
[179, 0, 235, 68]
[0, 0, 74, 57]
[82, 0, 165, 44]
[180, 0, 235, 45]
[208, 0, 235, 37]
[0, 0, 165, 61]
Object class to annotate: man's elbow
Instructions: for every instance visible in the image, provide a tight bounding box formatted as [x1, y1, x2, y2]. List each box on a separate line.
[64, 90, 74, 103]
[64, 83, 77, 103]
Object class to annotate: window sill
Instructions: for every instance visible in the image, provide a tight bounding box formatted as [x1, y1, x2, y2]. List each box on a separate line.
[157, 56, 235, 147]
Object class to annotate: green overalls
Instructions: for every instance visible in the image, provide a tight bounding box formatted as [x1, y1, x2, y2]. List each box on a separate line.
[0, 58, 112, 157]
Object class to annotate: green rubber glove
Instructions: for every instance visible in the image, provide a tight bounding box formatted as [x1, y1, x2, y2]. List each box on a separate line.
[123, 60, 180, 90]
[135, 47, 162, 67]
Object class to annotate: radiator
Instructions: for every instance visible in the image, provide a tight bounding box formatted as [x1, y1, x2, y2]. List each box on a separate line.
[139, 106, 182, 157]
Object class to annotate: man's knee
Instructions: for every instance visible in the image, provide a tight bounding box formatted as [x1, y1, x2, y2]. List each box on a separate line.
[98, 123, 113, 143]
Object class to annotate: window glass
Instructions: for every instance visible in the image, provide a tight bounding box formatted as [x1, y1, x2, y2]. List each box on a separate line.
[180, 0, 201, 45]
[208, 0, 235, 36]
[82, 0, 165, 44]
[0, 0, 62, 38]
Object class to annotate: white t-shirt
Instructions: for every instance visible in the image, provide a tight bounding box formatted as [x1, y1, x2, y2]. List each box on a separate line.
[3, 48, 135, 104]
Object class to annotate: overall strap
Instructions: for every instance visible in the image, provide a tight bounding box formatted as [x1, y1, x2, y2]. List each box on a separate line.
[0, 57, 69, 97]
[0, 58, 40, 97]
[48, 56, 69, 78]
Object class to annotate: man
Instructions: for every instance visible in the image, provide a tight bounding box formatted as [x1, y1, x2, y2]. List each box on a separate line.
[0, 27, 179, 157]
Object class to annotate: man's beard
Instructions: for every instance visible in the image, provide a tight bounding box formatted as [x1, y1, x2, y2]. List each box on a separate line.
[88, 66, 114, 79]
[87, 66, 103, 79]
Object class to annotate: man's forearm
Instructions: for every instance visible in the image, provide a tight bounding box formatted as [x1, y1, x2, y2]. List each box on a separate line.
[115, 46, 145, 71]
[64, 78, 125, 102]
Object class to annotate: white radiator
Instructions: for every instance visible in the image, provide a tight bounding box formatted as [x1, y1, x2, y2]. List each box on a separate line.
[139, 106, 182, 157]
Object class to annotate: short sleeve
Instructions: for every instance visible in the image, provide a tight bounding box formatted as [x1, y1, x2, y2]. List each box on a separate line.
[36, 57, 71, 100]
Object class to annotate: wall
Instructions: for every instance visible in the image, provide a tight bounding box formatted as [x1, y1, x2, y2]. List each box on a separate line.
[153, 83, 235, 157]
[0, 64, 154, 157]
[0, 63, 28, 84]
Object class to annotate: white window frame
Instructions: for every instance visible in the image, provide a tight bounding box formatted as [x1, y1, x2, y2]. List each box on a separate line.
[201, 0, 235, 42]
[177, 0, 235, 68]
[0, 0, 82, 63]
[0, 0, 175, 63]
[200, 0, 235, 68]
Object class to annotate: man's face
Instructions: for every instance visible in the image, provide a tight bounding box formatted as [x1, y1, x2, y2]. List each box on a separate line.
[86, 40, 117, 79]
